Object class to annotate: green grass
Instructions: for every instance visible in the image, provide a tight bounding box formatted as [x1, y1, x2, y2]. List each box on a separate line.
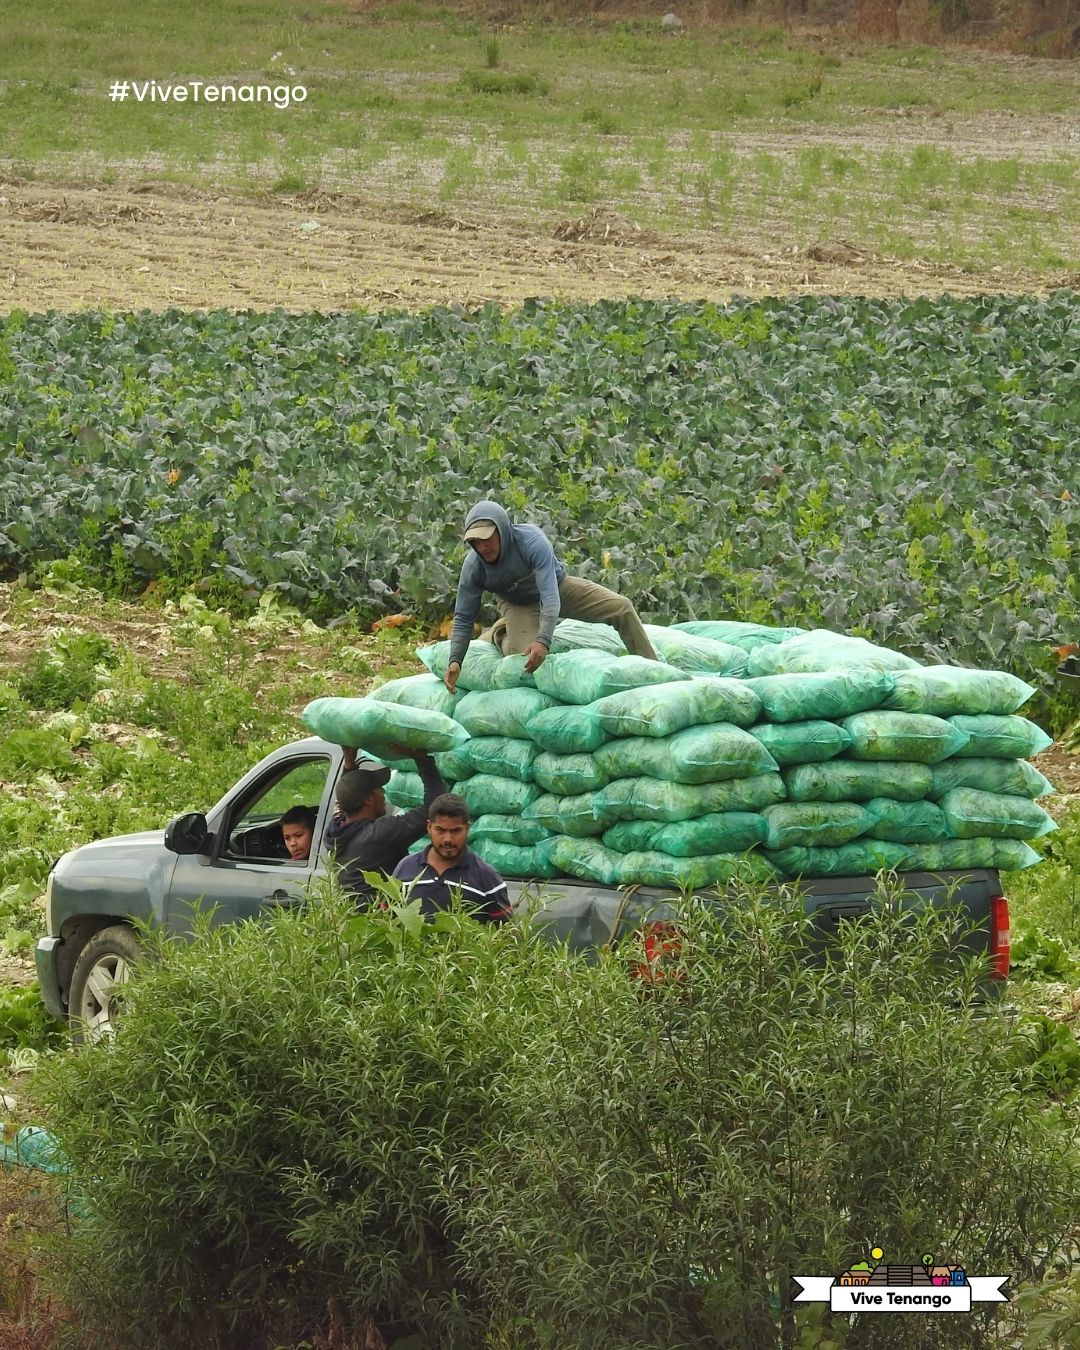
[0, 0, 1077, 271]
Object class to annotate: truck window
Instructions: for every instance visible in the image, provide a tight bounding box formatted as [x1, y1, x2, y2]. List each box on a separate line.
[223, 757, 332, 864]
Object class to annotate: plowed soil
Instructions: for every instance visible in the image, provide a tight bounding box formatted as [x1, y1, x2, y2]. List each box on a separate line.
[1, 177, 1071, 314]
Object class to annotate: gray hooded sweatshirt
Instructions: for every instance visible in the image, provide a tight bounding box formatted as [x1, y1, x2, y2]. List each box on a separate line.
[449, 500, 567, 665]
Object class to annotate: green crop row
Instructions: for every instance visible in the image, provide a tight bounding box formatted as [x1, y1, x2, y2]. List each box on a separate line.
[1, 296, 1077, 699]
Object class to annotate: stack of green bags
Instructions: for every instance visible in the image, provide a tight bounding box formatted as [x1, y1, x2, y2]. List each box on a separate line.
[353, 621, 1056, 890]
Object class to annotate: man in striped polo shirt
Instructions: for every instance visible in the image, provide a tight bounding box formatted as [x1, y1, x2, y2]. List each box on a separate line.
[391, 794, 511, 925]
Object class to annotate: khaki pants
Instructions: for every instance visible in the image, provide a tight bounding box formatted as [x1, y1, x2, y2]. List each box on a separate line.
[481, 575, 658, 661]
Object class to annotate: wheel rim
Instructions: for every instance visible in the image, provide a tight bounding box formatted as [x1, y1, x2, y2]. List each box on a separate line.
[77, 952, 132, 1041]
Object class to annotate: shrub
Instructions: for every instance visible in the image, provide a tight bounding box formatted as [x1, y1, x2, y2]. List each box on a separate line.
[449, 887, 1080, 1349]
[0, 983, 66, 1069]
[30, 883, 1080, 1349]
[14, 634, 116, 711]
[458, 69, 550, 96]
[34, 890, 517, 1349]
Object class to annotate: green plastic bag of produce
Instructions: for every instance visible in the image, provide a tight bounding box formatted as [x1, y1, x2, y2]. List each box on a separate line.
[463, 736, 539, 782]
[525, 702, 610, 755]
[472, 839, 560, 879]
[864, 798, 950, 844]
[906, 838, 1043, 872]
[671, 620, 804, 652]
[385, 771, 425, 809]
[369, 672, 461, 718]
[455, 688, 558, 740]
[544, 835, 623, 885]
[379, 746, 475, 781]
[524, 791, 612, 837]
[929, 758, 1055, 800]
[747, 630, 921, 678]
[762, 802, 873, 851]
[939, 788, 1057, 840]
[746, 671, 896, 724]
[470, 814, 552, 846]
[459, 774, 542, 818]
[843, 711, 970, 764]
[416, 639, 515, 692]
[618, 850, 777, 890]
[549, 619, 627, 655]
[884, 665, 1035, 717]
[302, 696, 469, 758]
[696, 773, 787, 813]
[532, 650, 688, 705]
[784, 761, 934, 803]
[948, 715, 1053, 759]
[595, 678, 762, 738]
[595, 724, 778, 785]
[532, 750, 611, 796]
[643, 625, 749, 677]
[600, 776, 785, 823]
[749, 720, 852, 766]
[604, 812, 768, 857]
[438, 747, 475, 780]
[767, 839, 913, 879]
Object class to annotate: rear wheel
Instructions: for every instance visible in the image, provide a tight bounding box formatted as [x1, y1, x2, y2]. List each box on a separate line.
[69, 925, 142, 1045]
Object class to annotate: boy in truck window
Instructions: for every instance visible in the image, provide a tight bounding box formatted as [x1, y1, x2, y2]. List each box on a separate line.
[279, 806, 318, 861]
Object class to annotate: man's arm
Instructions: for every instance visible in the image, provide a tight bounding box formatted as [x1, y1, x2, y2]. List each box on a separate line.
[521, 530, 562, 667]
[476, 870, 511, 924]
[355, 753, 447, 856]
[447, 554, 485, 670]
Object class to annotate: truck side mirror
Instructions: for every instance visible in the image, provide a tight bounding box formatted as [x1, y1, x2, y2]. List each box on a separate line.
[165, 812, 212, 856]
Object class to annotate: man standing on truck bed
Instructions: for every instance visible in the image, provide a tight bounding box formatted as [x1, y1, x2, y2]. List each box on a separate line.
[327, 750, 447, 904]
[445, 498, 657, 693]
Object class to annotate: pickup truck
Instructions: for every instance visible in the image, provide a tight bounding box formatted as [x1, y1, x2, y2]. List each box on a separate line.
[35, 737, 1012, 1040]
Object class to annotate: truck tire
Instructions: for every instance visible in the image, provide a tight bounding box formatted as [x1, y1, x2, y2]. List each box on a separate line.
[68, 924, 143, 1046]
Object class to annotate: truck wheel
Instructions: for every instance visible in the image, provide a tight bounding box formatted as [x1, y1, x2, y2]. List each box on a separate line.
[69, 925, 142, 1045]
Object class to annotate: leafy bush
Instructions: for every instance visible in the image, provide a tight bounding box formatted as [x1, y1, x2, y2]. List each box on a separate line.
[14, 634, 116, 710]
[0, 729, 76, 780]
[1010, 1013, 1080, 1099]
[32, 883, 1080, 1349]
[443, 889, 1080, 1349]
[0, 983, 65, 1069]
[459, 69, 550, 95]
[35, 893, 513, 1349]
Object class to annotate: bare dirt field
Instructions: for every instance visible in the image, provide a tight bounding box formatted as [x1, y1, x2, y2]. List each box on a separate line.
[1, 175, 1073, 315]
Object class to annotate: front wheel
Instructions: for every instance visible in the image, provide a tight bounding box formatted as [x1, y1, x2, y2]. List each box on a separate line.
[69, 925, 142, 1045]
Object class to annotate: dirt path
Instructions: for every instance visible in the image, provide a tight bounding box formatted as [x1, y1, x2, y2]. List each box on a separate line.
[1, 177, 1070, 314]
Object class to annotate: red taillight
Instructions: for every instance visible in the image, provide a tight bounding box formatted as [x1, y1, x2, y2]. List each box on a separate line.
[989, 894, 1010, 979]
[631, 921, 684, 985]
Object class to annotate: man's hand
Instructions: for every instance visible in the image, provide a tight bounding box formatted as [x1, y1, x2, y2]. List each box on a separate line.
[445, 661, 462, 694]
[523, 642, 548, 674]
[342, 746, 358, 771]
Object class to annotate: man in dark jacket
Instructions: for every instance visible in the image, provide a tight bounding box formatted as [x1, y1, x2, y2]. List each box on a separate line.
[326, 752, 446, 903]
[445, 498, 657, 693]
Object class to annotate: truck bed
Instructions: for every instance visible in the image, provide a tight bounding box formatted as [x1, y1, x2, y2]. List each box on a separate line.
[506, 868, 1005, 971]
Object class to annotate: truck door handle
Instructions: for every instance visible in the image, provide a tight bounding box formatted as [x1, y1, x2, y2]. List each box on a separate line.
[828, 906, 866, 922]
[264, 889, 295, 907]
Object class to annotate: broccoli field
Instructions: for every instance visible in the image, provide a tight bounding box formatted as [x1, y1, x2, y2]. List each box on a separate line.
[2, 294, 1076, 694]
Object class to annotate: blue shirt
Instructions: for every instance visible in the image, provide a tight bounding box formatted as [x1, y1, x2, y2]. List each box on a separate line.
[391, 846, 511, 924]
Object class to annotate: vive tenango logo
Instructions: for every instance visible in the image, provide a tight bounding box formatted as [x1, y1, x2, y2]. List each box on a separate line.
[794, 1247, 1009, 1314]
